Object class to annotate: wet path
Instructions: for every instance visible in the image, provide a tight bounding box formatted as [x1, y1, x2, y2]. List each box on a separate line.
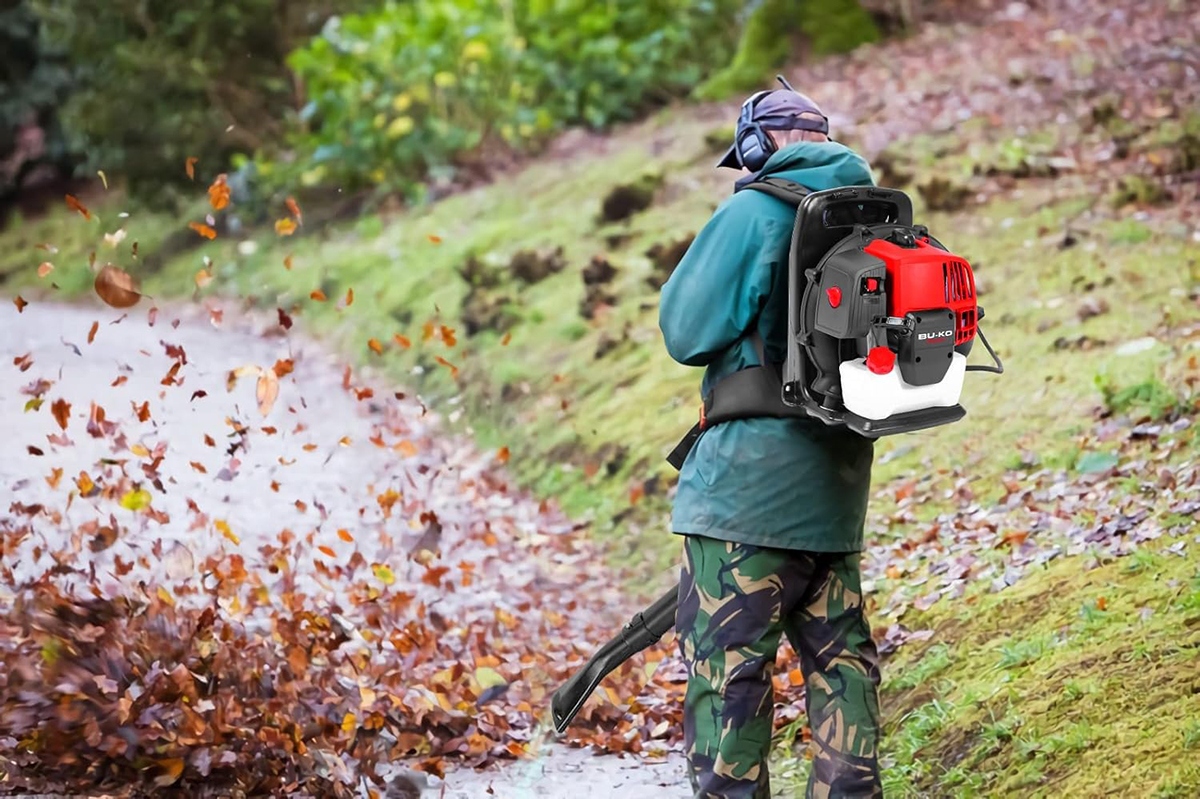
[0, 299, 690, 798]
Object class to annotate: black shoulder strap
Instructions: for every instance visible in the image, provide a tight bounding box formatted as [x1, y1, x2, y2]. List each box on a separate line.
[738, 176, 811, 206]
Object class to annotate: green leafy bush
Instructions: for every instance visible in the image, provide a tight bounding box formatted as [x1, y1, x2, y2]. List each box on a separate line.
[271, 0, 743, 197]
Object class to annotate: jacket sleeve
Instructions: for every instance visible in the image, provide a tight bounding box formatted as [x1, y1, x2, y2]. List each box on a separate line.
[657, 197, 786, 367]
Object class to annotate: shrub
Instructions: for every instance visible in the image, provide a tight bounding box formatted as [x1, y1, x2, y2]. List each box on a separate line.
[270, 0, 743, 198]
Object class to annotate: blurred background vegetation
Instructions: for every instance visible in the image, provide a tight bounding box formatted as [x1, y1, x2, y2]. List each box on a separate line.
[0, 0, 939, 217]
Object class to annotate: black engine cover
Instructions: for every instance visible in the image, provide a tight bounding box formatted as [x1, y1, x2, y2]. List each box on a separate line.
[896, 309, 957, 387]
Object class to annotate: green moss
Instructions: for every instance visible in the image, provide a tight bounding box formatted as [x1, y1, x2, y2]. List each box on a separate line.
[694, 0, 880, 100]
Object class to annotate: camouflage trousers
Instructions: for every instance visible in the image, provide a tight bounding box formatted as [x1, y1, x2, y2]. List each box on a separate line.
[676, 534, 883, 799]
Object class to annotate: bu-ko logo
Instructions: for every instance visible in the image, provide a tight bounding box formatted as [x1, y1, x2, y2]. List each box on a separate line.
[918, 329, 955, 341]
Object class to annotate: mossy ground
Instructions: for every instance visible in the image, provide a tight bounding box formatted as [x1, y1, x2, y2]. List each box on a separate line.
[865, 541, 1198, 797]
[2, 86, 1198, 797]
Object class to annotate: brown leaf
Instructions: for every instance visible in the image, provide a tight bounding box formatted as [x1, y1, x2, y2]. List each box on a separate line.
[283, 253, 294, 270]
[344, 287, 354, 307]
[207, 174, 230, 210]
[501, 331, 512, 346]
[368, 338, 384, 355]
[51, 398, 71, 430]
[310, 289, 327, 302]
[189, 222, 217, 240]
[286, 196, 303, 224]
[497, 446, 510, 464]
[14, 295, 27, 313]
[133, 401, 151, 422]
[428, 233, 443, 244]
[394, 334, 411, 349]
[87, 321, 99, 344]
[94, 265, 142, 308]
[277, 308, 293, 329]
[272, 358, 294, 378]
[256, 368, 280, 416]
[65, 194, 91, 219]
[185, 157, 198, 179]
[435, 355, 458, 378]
[441, 325, 457, 346]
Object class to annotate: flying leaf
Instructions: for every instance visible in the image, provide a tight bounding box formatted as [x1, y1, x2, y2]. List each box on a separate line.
[344, 287, 354, 307]
[94, 265, 142, 308]
[189, 222, 217, 240]
[286, 196, 303, 224]
[397, 440, 418, 458]
[65, 194, 91, 219]
[272, 358, 294, 378]
[87, 321, 98, 344]
[372, 564, 396, 585]
[51, 398, 71, 430]
[207, 174, 230, 210]
[189, 461, 207, 474]
[435, 356, 458, 378]
[310, 289, 327, 302]
[97, 170, 108, 189]
[37, 262, 54, 278]
[120, 487, 152, 511]
[283, 254, 294, 270]
[441, 325, 457, 346]
[226, 364, 258, 391]
[277, 308, 293, 329]
[394, 334, 411, 349]
[275, 218, 297, 236]
[46, 467, 63, 489]
[195, 268, 213, 288]
[14, 295, 27, 312]
[75, 471, 97, 496]
[318, 545, 337, 558]
[103, 228, 126, 247]
[497, 446, 510, 464]
[427, 233, 443, 244]
[500, 332, 512, 346]
[338, 529, 354, 543]
[185, 157, 198, 179]
[368, 338, 384, 355]
[256, 368, 280, 416]
[215, 519, 239, 545]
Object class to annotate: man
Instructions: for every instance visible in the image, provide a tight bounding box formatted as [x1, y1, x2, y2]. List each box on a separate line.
[658, 86, 883, 799]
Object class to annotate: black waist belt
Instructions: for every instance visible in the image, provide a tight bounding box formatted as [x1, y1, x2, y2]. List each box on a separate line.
[665, 358, 810, 472]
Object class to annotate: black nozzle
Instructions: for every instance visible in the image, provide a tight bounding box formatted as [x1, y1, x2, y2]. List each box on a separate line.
[550, 586, 679, 734]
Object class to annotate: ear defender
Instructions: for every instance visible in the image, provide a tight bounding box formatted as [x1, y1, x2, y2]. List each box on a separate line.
[734, 91, 776, 173]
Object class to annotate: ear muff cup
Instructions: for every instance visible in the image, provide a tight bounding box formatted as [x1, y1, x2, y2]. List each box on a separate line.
[734, 92, 776, 173]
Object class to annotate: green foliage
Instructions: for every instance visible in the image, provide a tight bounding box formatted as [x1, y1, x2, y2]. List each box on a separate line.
[0, 2, 74, 200]
[273, 0, 742, 196]
[694, 0, 880, 100]
[1094, 374, 1192, 422]
[29, 0, 366, 206]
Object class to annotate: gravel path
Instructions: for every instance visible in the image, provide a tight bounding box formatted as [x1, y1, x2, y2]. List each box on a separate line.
[0, 298, 690, 798]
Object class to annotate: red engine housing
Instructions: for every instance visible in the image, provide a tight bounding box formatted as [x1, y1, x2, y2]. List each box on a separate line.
[863, 237, 978, 346]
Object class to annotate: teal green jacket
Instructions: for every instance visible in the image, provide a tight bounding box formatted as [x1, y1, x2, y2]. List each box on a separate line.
[659, 141, 877, 552]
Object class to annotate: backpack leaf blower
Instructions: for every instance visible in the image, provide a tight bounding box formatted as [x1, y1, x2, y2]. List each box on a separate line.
[551, 183, 1003, 734]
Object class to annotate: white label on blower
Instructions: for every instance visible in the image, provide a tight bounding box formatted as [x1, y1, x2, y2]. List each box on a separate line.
[839, 352, 967, 421]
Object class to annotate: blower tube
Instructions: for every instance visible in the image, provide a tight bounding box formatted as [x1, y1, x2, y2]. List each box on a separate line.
[550, 585, 679, 733]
